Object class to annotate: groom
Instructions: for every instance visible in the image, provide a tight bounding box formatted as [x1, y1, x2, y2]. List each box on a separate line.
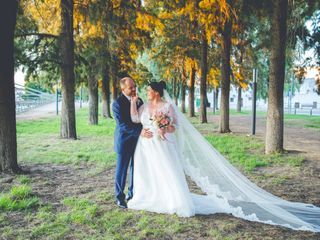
[112, 77, 152, 208]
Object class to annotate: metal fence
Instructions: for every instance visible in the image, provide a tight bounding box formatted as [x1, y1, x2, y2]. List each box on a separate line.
[15, 83, 56, 113]
[284, 108, 320, 116]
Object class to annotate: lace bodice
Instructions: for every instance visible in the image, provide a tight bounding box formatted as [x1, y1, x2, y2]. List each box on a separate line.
[131, 101, 177, 129]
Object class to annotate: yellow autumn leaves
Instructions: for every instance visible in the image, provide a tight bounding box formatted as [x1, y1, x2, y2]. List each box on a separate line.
[136, 12, 165, 35]
[21, 0, 61, 35]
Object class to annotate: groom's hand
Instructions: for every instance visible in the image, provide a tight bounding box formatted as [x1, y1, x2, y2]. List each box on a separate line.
[141, 128, 153, 138]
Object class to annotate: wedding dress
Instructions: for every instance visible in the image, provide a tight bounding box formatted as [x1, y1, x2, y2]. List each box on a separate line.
[128, 90, 320, 232]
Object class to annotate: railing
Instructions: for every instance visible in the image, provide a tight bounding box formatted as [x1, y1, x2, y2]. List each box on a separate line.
[15, 83, 57, 113]
[285, 107, 320, 116]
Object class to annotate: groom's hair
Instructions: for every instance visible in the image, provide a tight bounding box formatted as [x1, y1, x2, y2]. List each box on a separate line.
[120, 77, 133, 89]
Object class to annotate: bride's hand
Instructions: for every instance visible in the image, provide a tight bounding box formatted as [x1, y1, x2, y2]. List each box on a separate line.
[131, 95, 139, 104]
[166, 125, 175, 133]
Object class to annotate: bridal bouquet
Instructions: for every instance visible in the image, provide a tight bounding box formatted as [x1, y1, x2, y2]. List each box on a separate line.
[150, 111, 172, 140]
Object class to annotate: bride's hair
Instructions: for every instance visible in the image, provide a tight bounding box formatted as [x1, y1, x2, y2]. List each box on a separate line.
[149, 81, 166, 97]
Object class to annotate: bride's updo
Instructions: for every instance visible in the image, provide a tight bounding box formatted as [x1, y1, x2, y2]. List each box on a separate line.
[149, 81, 166, 97]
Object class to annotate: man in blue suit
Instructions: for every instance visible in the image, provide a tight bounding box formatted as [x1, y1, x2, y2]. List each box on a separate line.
[112, 77, 153, 208]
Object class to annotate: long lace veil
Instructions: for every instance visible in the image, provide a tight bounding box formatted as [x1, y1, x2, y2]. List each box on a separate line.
[163, 90, 320, 232]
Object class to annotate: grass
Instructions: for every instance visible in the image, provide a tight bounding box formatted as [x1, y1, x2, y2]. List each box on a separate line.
[188, 116, 306, 172]
[205, 134, 304, 172]
[28, 193, 200, 240]
[17, 109, 306, 172]
[17, 175, 32, 184]
[61, 197, 99, 224]
[0, 184, 39, 211]
[16, 107, 315, 171]
[17, 109, 116, 169]
[2, 107, 317, 239]
[16, 107, 306, 173]
[284, 114, 320, 129]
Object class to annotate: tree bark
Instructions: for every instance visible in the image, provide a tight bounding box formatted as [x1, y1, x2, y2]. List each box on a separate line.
[265, 0, 287, 154]
[188, 66, 196, 117]
[219, 1, 233, 133]
[88, 70, 98, 125]
[101, 64, 112, 118]
[237, 43, 244, 113]
[188, 20, 197, 118]
[216, 88, 219, 110]
[176, 80, 180, 106]
[0, 0, 19, 173]
[173, 77, 179, 106]
[181, 82, 186, 113]
[181, 69, 187, 113]
[59, 0, 77, 139]
[237, 86, 242, 112]
[200, 28, 208, 123]
[111, 55, 119, 100]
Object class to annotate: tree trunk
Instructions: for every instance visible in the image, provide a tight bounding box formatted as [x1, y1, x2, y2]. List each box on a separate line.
[216, 88, 219, 110]
[219, 1, 233, 133]
[173, 77, 180, 106]
[181, 70, 187, 113]
[181, 82, 186, 113]
[111, 55, 119, 100]
[237, 43, 244, 113]
[101, 64, 112, 118]
[237, 86, 242, 112]
[188, 20, 197, 118]
[188, 66, 196, 117]
[88, 71, 98, 125]
[265, 0, 287, 154]
[173, 77, 178, 105]
[176, 80, 180, 106]
[0, 0, 19, 173]
[59, 0, 77, 139]
[200, 28, 208, 123]
[101, 9, 112, 118]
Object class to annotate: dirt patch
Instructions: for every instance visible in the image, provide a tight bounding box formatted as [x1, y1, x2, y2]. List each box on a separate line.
[1, 162, 319, 239]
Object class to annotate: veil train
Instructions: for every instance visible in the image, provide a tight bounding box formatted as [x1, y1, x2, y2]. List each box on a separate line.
[164, 90, 320, 232]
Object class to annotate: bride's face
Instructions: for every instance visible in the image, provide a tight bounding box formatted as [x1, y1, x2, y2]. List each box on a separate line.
[147, 86, 159, 100]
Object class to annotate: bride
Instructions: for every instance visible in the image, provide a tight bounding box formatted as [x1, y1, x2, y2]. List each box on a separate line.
[127, 81, 320, 232]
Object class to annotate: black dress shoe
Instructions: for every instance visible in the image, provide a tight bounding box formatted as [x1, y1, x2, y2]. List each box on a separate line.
[116, 199, 127, 209]
[126, 195, 133, 201]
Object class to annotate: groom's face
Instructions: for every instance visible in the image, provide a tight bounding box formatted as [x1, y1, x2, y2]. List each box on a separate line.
[122, 79, 136, 97]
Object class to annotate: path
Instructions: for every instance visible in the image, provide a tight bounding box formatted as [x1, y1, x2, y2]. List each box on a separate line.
[16, 101, 87, 121]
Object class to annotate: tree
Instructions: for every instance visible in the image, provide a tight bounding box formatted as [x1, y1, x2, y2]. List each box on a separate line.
[219, 0, 233, 133]
[265, 0, 288, 153]
[101, 59, 112, 118]
[181, 64, 187, 113]
[0, 0, 19, 172]
[59, 0, 77, 139]
[188, 58, 197, 117]
[200, 28, 208, 123]
[18, 0, 78, 138]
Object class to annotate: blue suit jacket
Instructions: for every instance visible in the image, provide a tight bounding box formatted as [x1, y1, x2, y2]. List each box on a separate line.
[112, 94, 143, 154]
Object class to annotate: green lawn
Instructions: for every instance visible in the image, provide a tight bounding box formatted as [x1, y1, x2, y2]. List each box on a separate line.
[17, 109, 116, 169]
[0, 108, 317, 239]
[15, 108, 305, 172]
[283, 114, 320, 129]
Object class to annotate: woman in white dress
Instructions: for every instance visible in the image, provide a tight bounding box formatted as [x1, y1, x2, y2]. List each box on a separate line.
[127, 81, 320, 232]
